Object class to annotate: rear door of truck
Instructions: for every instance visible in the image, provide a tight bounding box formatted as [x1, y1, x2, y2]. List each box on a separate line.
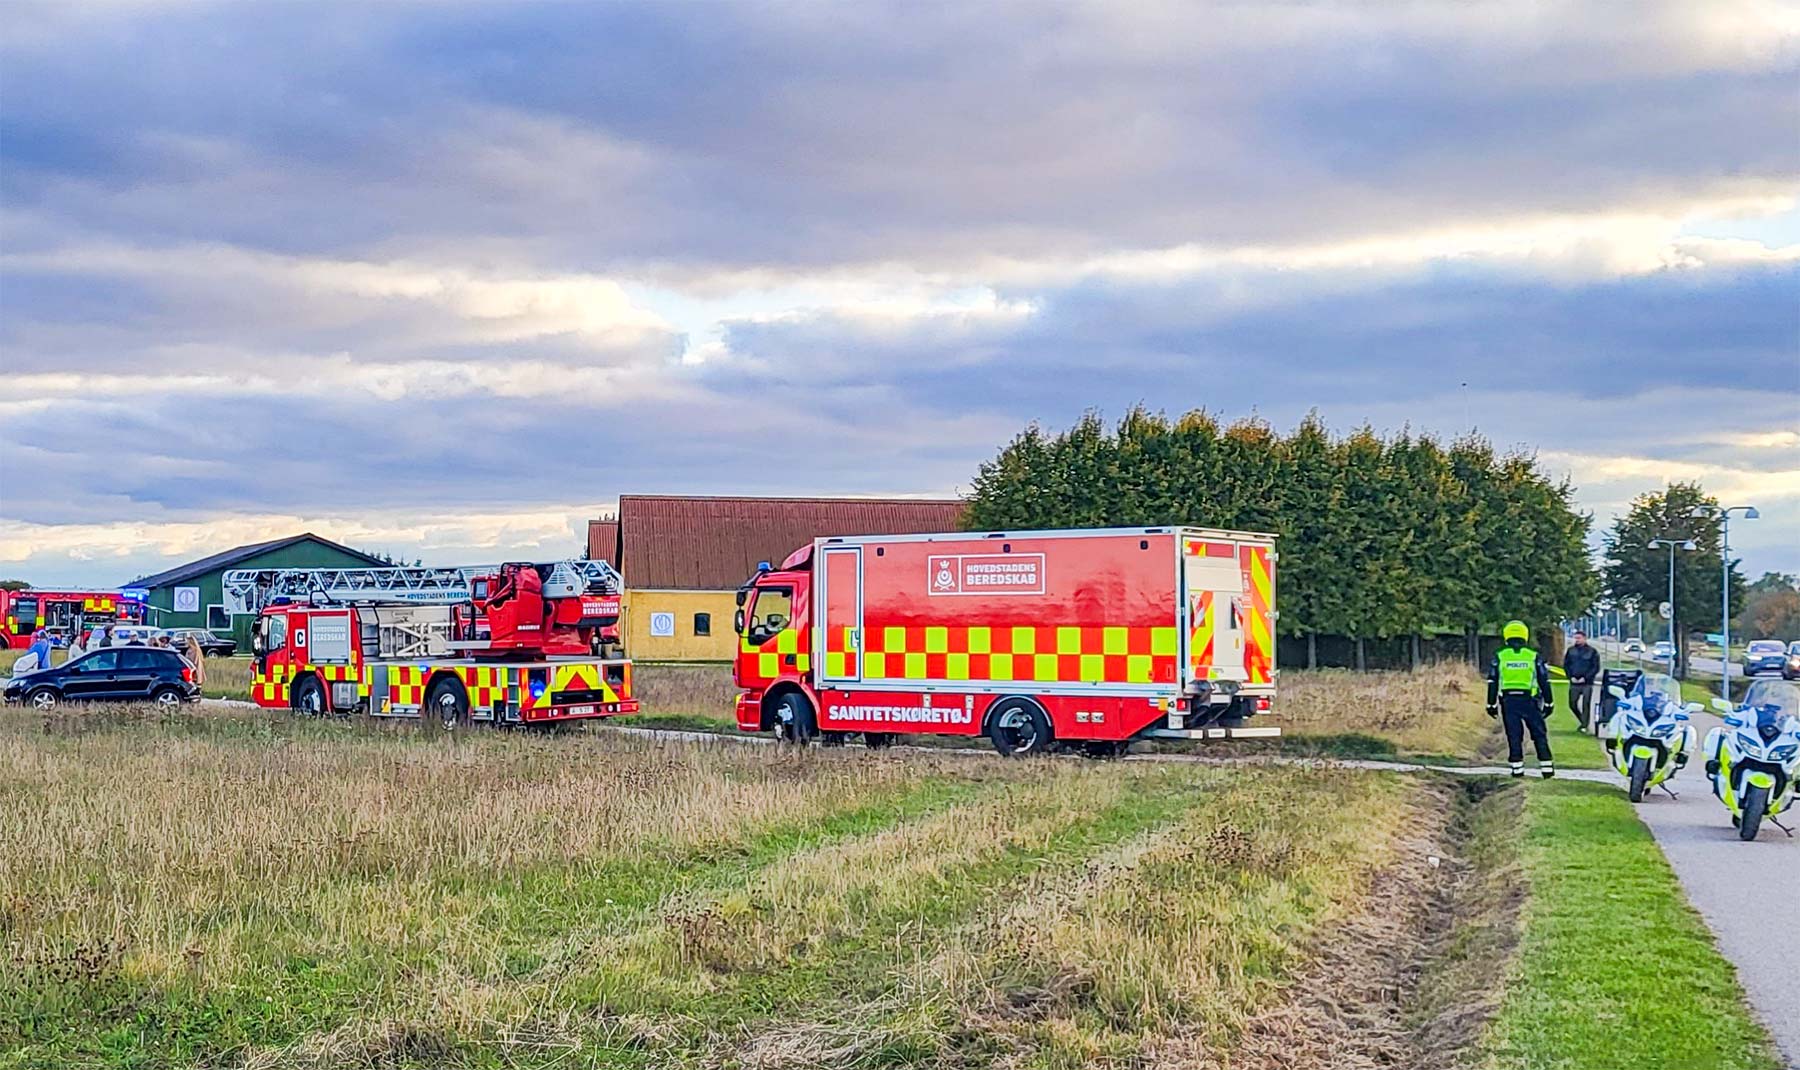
[1180, 535, 1247, 689]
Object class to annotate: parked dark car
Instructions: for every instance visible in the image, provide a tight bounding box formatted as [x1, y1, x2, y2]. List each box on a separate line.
[1744, 639, 1789, 677]
[157, 628, 237, 658]
[4, 647, 201, 709]
[1786, 641, 1800, 682]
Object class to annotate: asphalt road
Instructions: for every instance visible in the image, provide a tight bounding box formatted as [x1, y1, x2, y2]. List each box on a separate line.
[1599, 704, 1800, 1066]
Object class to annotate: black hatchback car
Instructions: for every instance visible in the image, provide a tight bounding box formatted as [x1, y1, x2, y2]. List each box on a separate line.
[4, 647, 202, 709]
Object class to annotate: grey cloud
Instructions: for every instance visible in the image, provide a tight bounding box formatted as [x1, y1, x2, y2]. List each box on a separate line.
[1, 3, 1793, 272]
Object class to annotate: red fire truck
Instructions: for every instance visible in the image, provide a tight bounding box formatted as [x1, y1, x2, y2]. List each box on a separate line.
[225, 561, 638, 728]
[0, 588, 141, 649]
[733, 526, 1279, 755]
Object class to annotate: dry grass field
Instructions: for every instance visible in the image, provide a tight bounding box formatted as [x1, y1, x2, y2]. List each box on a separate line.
[1268, 666, 1498, 760]
[0, 702, 1453, 1070]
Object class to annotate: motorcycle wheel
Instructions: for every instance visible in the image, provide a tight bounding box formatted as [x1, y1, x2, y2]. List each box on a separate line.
[1627, 756, 1650, 803]
[1738, 785, 1768, 842]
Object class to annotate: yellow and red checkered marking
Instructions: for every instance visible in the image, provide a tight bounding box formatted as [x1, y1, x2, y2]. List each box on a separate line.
[823, 626, 859, 678]
[740, 627, 812, 680]
[1241, 545, 1273, 684]
[859, 625, 1178, 684]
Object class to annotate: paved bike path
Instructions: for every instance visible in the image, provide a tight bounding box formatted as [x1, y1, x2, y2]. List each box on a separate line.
[1616, 709, 1800, 1066]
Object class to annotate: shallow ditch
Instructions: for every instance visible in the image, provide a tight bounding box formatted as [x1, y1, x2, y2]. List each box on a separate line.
[1181, 776, 1525, 1070]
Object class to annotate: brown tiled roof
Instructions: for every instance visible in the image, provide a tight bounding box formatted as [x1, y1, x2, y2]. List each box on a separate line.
[613, 495, 968, 590]
[587, 519, 619, 562]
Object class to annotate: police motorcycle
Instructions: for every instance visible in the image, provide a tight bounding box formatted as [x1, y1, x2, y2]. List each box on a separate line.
[1600, 673, 1698, 802]
[1703, 678, 1800, 841]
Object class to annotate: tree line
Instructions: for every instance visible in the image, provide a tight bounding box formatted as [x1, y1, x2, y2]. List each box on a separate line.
[965, 409, 1596, 665]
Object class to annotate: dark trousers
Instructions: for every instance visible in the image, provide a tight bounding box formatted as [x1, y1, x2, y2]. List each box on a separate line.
[1567, 678, 1593, 727]
[1501, 693, 1553, 764]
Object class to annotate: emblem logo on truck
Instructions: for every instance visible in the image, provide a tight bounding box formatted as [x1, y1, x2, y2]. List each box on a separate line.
[925, 553, 1046, 596]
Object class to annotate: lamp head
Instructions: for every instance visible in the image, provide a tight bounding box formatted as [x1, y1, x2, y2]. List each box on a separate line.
[1681, 540, 1697, 551]
[1744, 506, 1760, 519]
[1689, 506, 1712, 518]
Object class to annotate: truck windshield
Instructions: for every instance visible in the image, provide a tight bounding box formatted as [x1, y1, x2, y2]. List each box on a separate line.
[746, 588, 793, 642]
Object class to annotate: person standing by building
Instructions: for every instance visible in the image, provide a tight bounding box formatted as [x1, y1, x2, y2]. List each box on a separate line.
[182, 635, 207, 690]
[1487, 620, 1556, 779]
[1562, 630, 1600, 730]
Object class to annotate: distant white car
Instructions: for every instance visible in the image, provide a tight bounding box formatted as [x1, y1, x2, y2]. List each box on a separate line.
[1624, 638, 1645, 654]
[81, 624, 158, 648]
[1651, 641, 1675, 661]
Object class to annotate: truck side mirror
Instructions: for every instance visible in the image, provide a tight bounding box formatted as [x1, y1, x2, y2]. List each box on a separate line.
[733, 609, 745, 635]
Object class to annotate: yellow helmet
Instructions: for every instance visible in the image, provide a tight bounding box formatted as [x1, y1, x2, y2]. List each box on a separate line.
[1502, 620, 1530, 643]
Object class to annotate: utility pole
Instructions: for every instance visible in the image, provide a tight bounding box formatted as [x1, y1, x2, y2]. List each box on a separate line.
[1691, 504, 1758, 703]
[1648, 537, 1697, 678]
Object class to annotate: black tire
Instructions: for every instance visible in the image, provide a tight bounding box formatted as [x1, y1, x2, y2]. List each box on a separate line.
[773, 692, 816, 744]
[26, 687, 58, 711]
[151, 686, 185, 708]
[1739, 784, 1769, 841]
[863, 732, 895, 750]
[1628, 756, 1650, 803]
[292, 676, 327, 717]
[987, 698, 1052, 757]
[425, 678, 471, 731]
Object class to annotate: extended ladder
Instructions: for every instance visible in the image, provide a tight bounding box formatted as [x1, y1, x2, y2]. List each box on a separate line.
[221, 560, 624, 616]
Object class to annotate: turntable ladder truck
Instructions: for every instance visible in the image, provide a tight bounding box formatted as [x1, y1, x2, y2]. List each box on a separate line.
[224, 560, 638, 728]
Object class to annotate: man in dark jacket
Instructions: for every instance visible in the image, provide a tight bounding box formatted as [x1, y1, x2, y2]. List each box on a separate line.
[1562, 630, 1601, 730]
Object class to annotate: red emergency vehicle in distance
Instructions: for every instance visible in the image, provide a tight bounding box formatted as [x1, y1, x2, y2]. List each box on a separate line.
[226, 560, 637, 728]
[732, 526, 1279, 756]
[0, 588, 140, 649]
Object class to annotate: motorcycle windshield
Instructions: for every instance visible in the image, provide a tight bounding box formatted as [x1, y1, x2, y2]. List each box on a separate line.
[1631, 674, 1679, 719]
[1741, 679, 1800, 735]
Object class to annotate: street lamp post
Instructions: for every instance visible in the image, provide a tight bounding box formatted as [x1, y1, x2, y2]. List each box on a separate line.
[1648, 537, 1697, 677]
[1691, 504, 1759, 703]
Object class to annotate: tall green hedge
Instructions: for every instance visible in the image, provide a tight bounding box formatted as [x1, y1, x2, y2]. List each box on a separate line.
[966, 410, 1595, 650]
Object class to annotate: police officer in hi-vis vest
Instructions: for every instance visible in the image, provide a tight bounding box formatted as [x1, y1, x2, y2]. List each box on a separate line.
[1486, 620, 1555, 778]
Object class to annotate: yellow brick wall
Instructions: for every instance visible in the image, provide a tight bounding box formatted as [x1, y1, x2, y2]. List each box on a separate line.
[622, 589, 738, 661]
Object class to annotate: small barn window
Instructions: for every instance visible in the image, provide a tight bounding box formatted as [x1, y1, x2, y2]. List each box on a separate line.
[206, 604, 230, 631]
[693, 612, 712, 637]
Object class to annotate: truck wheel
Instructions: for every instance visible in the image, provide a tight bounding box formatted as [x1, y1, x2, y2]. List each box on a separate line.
[1739, 785, 1769, 841]
[1627, 756, 1650, 802]
[988, 698, 1051, 757]
[863, 732, 895, 750]
[292, 677, 327, 717]
[773, 692, 816, 744]
[425, 678, 472, 731]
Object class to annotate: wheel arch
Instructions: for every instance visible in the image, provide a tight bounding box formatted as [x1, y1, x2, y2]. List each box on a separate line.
[424, 669, 471, 701]
[288, 669, 321, 710]
[759, 680, 814, 731]
[980, 693, 1050, 735]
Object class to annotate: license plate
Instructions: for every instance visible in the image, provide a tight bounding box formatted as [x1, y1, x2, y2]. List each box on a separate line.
[568, 704, 596, 715]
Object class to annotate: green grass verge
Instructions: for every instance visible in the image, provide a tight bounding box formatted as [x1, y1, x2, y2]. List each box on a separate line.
[1479, 780, 1781, 1070]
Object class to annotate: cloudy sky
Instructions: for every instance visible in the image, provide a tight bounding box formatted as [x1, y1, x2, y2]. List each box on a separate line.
[2, 1, 1796, 587]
